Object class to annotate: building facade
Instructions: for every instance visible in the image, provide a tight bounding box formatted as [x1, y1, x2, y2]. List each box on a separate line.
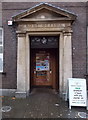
[0, 2, 88, 98]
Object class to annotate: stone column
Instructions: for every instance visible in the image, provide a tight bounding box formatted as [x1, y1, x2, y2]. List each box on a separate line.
[59, 33, 64, 96]
[25, 34, 30, 96]
[62, 32, 72, 99]
[15, 33, 27, 98]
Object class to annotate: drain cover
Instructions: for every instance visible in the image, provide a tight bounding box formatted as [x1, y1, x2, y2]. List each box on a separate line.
[1, 106, 12, 112]
[78, 112, 88, 118]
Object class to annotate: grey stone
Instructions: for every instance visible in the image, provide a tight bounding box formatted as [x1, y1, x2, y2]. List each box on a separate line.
[15, 92, 27, 98]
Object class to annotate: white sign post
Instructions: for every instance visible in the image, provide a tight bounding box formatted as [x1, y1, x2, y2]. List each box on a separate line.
[68, 78, 87, 110]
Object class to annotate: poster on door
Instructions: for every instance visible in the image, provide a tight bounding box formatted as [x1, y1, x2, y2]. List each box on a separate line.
[68, 78, 87, 109]
[36, 60, 49, 71]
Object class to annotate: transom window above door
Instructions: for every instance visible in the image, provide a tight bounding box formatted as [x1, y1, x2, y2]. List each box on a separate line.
[30, 36, 59, 48]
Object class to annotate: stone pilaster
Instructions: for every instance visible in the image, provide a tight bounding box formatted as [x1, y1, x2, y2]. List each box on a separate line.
[62, 32, 72, 99]
[25, 34, 30, 96]
[15, 33, 27, 98]
[59, 33, 64, 96]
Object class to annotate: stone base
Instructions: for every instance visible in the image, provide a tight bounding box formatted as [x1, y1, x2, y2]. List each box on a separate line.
[0, 89, 16, 96]
[15, 92, 27, 98]
[59, 92, 67, 101]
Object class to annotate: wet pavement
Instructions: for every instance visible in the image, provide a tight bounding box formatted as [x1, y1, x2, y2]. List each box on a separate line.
[1, 88, 88, 118]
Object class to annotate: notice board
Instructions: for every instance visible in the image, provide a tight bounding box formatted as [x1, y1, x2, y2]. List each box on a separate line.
[68, 78, 87, 109]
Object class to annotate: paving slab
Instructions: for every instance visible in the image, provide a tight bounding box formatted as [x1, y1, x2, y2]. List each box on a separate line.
[1, 88, 88, 119]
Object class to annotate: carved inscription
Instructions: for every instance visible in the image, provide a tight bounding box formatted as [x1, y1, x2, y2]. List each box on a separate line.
[19, 23, 68, 29]
[27, 23, 66, 28]
[18, 23, 71, 32]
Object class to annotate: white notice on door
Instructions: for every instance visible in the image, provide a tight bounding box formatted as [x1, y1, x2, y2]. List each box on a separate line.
[68, 78, 87, 109]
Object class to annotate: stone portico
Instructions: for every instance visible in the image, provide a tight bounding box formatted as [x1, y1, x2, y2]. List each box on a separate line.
[12, 3, 76, 98]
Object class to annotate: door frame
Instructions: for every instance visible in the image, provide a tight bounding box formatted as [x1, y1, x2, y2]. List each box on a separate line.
[13, 2, 75, 98]
[29, 32, 60, 91]
[16, 31, 72, 98]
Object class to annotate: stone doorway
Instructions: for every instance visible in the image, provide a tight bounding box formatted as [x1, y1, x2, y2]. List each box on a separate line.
[12, 3, 76, 98]
[15, 31, 72, 98]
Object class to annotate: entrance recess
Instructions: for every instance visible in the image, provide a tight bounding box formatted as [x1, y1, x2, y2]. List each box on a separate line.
[30, 36, 59, 89]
